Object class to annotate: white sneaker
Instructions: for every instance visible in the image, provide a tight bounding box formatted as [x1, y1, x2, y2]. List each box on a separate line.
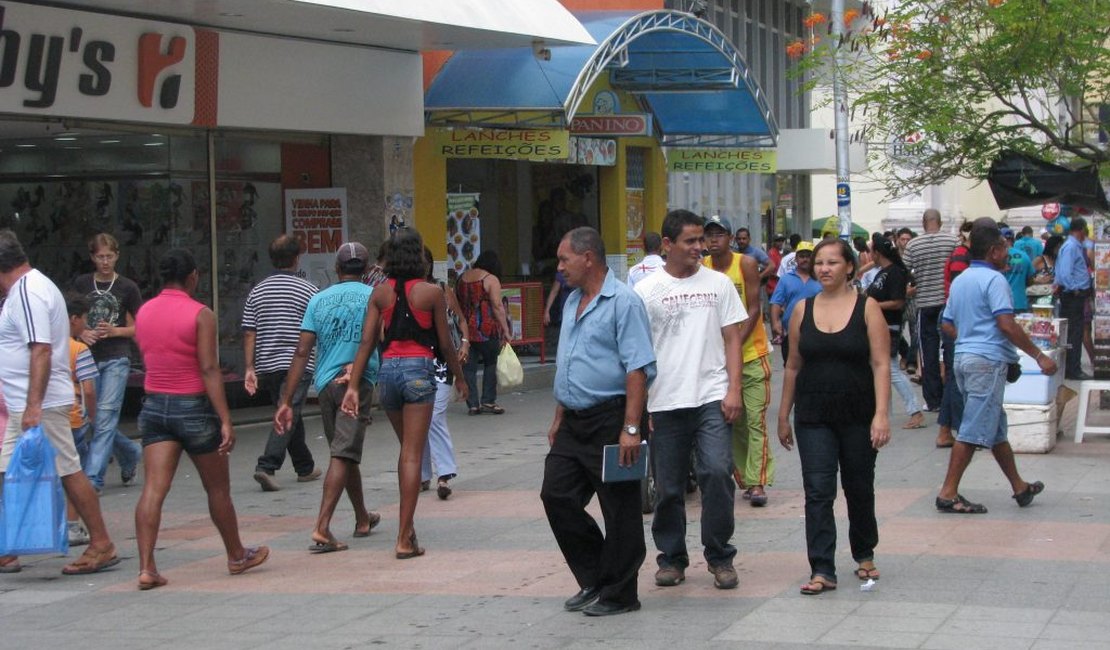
[67, 521, 90, 546]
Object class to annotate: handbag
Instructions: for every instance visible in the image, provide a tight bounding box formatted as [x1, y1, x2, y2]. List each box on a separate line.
[496, 344, 524, 388]
[0, 426, 68, 556]
[1006, 362, 1022, 383]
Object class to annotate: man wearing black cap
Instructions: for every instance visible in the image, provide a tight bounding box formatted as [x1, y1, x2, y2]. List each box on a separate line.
[275, 242, 382, 553]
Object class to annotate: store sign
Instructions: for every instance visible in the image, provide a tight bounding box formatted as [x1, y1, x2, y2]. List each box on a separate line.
[570, 114, 652, 136]
[0, 2, 199, 124]
[433, 128, 569, 161]
[666, 148, 777, 173]
[568, 137, 616, 166]
[285, 188, 349, 289]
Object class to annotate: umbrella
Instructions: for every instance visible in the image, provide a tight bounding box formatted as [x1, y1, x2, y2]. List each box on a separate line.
[811, 216, 869, 239]
[987, 151, 1109, 211]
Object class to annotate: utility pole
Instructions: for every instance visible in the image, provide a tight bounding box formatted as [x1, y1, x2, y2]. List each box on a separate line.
[831, 0, 852, 241]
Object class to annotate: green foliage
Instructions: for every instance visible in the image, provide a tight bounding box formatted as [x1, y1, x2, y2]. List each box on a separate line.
[793, 0, 1110, 195]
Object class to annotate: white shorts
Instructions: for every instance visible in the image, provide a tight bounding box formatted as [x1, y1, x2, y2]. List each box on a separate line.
[1, 405, 83, 477]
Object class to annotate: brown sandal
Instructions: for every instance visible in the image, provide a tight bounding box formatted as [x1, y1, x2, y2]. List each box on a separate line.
[138, 570, 168, 591]
[228, 545, 270, 575]
[62, 544, 120, 575]
[800, 576, 837, 595]
[855, 564, 880, 581]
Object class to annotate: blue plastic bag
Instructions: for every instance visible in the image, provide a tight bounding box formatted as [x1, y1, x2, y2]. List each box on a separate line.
[0, 425, 68, 556]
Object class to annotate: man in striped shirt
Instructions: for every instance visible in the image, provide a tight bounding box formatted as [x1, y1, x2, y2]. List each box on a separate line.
[244, 235, 322, 491]
[903, 209, 959, 412]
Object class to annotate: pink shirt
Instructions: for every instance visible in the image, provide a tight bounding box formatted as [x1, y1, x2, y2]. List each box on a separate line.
[135, 288, 206, 394]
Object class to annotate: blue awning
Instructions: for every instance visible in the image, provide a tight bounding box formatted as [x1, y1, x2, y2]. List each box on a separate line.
[425, 10, 777, 147]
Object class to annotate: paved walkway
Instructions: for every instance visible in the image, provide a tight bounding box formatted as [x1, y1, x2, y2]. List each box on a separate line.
[2, 364, 1110, 649]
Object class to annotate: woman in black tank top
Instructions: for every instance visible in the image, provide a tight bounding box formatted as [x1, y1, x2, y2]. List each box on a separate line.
[776, 239, 891, 595]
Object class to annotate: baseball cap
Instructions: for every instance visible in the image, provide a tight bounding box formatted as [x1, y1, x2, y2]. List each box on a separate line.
[773, 233, 786, 242]
[704, 215, 732, 233]
[336, 241, 369, 264]
[1000, 227, 1015, 239]
[795, 241, 815, 253]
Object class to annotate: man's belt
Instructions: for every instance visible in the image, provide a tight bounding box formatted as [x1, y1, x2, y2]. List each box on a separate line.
[1062, 288, 1092, 296]
[564, 396, 626, 419]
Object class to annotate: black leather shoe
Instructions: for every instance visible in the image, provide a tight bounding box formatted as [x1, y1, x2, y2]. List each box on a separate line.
[582, 600, 641, 616]
[563, 586, 600, 612]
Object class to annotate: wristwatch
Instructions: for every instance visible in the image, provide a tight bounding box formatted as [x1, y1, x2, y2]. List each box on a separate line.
[622, 424, 639, 436]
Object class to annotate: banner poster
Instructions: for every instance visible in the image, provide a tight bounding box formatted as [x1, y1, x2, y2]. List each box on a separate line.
[447, 193, 481, 275]
[626, 188, 645, 268]
[501, 286, 524, 341]
[1093, 240, 1110, 378]
[666, 148, 777, 173]
[285, 188, 348, 289]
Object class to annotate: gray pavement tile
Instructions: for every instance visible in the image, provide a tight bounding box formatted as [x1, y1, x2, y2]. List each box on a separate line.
[922, 633, 1035, 650]
[953, 604, 1057, 624]
[818, 624, 930, 648]
[825, 613, 944, 634]
[1032, 642, 1110, 650]
[1039, 622, 1110, 642]
[1051, 609, 1110, 626]
[714, 611, 846, 643]
[754, 596, 861, 615]
[938, 617, 1047, 639]
[854, 600, 958, 618]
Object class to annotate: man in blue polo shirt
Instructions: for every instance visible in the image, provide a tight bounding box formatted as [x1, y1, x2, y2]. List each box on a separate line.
[1053, 217, 1092, 379]
[936, 224, 1057, 515]
[769, 241, 820, 363]
[541, 226, 656, 617]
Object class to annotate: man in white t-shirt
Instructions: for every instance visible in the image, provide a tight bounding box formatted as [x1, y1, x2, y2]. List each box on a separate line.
[0, 230, 119, 575]
[634, 210, 746, 591]
[626, 231, 664, 288]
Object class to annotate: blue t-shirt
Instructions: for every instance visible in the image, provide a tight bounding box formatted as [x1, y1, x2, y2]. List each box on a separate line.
[1004, 246, 1034, 310]
[1014, 236, 1043, 262]
[942, 261, 1017, 363]
[770, 271, 822, 331]
[301, 280, 380, 392]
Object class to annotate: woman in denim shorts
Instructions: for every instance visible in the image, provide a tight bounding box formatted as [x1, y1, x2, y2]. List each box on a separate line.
[132, 249, 269, 590]
[343, 229, 468, 559]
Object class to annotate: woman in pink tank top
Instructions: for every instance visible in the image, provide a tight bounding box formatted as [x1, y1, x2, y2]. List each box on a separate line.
[132, 249, 269, 590]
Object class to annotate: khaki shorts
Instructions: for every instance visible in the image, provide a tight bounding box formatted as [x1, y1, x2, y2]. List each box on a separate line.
[1, 405, 83, 477]
[319, 381, 373, 464]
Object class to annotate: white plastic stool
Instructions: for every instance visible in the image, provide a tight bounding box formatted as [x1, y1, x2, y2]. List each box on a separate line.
[1073, 380, 1110, 443]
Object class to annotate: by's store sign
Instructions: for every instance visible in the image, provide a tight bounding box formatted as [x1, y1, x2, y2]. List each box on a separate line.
[433, 128, 569, 161]
[0, 2, 209, 125]
[666, 148, 777, 173]
[570, 114, 652, 136]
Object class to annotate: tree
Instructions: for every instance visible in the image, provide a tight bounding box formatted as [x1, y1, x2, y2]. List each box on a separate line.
[790, 0, 1110, 196]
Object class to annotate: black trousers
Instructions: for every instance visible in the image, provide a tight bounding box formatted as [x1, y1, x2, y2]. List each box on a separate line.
[1059, 291, 1088, 378]
[255, 370, 315, 476]
[541, 399, 645, 607]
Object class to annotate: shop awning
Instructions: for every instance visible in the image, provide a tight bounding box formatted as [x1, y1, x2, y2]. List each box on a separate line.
[425, 10, 777, 147]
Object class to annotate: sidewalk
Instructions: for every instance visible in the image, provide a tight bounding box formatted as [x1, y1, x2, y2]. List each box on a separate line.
[3, 365, 1110, 650]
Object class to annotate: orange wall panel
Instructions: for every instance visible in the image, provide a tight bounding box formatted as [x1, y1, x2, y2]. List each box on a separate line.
[281, 143, 331, 190]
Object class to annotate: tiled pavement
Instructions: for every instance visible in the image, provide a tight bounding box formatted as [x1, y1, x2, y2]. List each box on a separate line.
[2, 368, 1110, 649]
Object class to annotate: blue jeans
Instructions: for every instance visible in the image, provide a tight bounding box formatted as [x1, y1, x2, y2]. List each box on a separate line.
[377, 357, 437, 411]
[421, 381, 457, 482]
[72, 423, 91, 466]
[938, 331, 964, 429]
[138, 393, 222, 455]
[84, 357, 142, 489]
[650, 402, 736, 568]
[889, 339, 920, 416]
[954, 354, 1008, 448]
[917, 306, 944, 409]
[794, 420, 878, 582]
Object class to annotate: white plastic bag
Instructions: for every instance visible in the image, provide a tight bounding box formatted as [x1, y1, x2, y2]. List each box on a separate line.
[496, 344, 523, 388]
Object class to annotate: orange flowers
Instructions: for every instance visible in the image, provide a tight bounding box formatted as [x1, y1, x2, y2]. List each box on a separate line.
[803, 12, 827, 29]
[987, 0, 1005, 6]
[916, 49, 932, 59]
[786, 40, 807, 59]
[844, 9, 861, 26]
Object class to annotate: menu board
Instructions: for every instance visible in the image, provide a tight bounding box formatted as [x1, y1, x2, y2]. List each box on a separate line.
[1093, 240, 1110, 378]
[446, 193, 481, 275]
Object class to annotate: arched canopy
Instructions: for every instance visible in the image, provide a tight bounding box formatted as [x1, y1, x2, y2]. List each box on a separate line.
[425, 10, 777, 147]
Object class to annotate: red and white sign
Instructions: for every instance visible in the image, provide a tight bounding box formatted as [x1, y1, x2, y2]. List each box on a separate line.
[1041, 202, 1061, 220]
[286, 188, 349, 289]
[569, 114, 652, 136]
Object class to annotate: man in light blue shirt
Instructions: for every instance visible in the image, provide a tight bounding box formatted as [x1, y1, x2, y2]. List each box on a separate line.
[769, 241, 821, 362]
[1053, 217, 1092, 378]
[541, 227, 655, 617]
[1001, 228, 1034, 312]
[937, 224, 1057, 515]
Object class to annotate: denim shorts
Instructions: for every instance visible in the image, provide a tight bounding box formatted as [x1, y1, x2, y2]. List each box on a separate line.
[377, 357, 437, 412]
[953, 353, 1008, 448]
[138, 393, 221, 455]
